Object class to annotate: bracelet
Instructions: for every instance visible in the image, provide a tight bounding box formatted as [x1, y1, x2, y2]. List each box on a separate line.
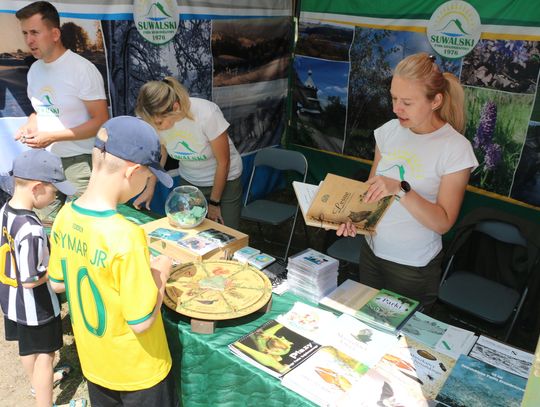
[208, 198, 221, 207]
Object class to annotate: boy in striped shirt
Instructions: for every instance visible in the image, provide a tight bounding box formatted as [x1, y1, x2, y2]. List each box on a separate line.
[0, 149, 76, 407]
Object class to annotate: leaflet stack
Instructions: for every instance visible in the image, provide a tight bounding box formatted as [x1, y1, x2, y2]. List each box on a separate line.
[287, 248, 338, 303]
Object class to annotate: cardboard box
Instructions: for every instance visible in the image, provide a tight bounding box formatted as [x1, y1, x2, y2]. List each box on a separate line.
[141, 217, 248, 262]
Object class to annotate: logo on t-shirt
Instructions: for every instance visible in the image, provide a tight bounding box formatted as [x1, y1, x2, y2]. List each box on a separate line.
[35, 87, 59, 117]
[168, 139, 207, 161]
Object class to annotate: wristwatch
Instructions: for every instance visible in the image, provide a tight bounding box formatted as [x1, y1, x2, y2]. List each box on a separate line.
[208, 198, 221, 207]
[395, 180, 411, 201]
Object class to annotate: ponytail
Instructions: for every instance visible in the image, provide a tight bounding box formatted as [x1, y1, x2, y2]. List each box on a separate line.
[135, 76, 193, 128]
[394, 52, 466, 133]
[440, 72, 465, 133]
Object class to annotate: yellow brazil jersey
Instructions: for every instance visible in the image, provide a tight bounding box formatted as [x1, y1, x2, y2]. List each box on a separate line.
[48, 202, 171, 391]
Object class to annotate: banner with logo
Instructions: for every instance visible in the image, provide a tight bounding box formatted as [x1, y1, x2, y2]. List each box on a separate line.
[290, 0, 540, 208]
[0, 0, 292, 157]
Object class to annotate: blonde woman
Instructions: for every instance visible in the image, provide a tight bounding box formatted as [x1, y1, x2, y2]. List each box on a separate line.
[135, 77, 243, 228]
[338, 53, 478, 308]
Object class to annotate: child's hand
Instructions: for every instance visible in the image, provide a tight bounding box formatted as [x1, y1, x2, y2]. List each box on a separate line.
[151, 255, 172, 288]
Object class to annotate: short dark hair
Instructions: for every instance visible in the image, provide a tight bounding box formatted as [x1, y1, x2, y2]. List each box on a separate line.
[15, 1, 60, 29]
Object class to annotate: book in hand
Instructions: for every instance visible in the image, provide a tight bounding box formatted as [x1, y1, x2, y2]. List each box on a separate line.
[281, 346, 369, 407]
[468, 335, 533, 379]
[435, 354, 527, 407]
[176, 235, 219, 255]
[197, 228, 236, 246]
[351, 336, 456, 406]
[318, 279, 379, 315]
[292, 173, 393, 233]
[400, 311, 477, 360]
[229, 319, 321, 378]
[355, 289, 419, 333]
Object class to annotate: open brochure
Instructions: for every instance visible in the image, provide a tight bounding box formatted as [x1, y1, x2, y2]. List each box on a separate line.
[292, 173, 393, 233]
[400, 311, 478, 360]
[277, 302, 399, 368]
[281, 346, 369, 407]
[352, 336, 457, 406]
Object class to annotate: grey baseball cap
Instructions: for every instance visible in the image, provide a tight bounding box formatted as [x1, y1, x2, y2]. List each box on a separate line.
[95, 116, 173, 188]
[10, 149, 76, 196]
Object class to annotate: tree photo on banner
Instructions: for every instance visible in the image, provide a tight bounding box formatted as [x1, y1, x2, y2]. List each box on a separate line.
[211, 17, 291, 153]
[290, 20, 353, 154]
[0, 0, 293, 162]
[292, 0, 540, 208]
[0, 14, 109, 118]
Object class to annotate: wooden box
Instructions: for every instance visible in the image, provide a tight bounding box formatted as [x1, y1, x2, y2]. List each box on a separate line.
[141, 217, 248, 263]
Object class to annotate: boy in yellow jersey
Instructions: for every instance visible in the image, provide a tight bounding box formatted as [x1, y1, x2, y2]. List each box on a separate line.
[48, 116, 178, 406]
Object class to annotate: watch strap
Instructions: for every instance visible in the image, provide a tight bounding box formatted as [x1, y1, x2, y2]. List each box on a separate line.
[208, 198, 221, 207]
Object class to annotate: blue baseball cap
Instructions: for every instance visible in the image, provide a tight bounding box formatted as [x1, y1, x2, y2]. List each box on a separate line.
[9, 149, 76, 196]
[95, 116, 173, 188]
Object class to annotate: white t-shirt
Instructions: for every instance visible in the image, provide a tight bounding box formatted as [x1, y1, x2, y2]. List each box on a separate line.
[370, 119, 478, 266]
[158, 98, 243, 186]
[27, 49, 107, 157]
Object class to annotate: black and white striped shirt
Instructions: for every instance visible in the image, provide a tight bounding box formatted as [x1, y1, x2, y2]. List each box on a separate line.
[0, 203, 60, 326]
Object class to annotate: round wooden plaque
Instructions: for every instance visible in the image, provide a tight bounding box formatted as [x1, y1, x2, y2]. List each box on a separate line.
[163, 260, 272, 321]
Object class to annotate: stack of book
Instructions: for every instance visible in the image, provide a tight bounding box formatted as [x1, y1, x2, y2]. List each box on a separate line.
[232, 246, 276, 269]
[287, 248, 339, 303]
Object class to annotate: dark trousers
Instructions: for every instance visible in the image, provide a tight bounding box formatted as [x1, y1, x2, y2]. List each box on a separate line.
[358, 236, 443, 309]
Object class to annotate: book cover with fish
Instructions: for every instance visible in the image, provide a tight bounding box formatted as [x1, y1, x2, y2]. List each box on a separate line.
[436, 354, 526, 407]
[282, 346, 369, 407]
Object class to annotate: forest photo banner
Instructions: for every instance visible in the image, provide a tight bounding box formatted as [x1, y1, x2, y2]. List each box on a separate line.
[0, 0, 293, 156]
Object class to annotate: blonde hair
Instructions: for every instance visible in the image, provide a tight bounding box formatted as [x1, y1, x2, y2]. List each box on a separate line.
[135, 76, 194, 128]
[394, 52, 465, 133]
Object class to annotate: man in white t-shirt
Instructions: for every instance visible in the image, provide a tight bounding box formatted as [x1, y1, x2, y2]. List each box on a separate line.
[15, 1, 108, 223]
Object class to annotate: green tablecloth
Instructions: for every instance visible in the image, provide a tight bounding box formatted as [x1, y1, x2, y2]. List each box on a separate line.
[163, 292, 316, 407]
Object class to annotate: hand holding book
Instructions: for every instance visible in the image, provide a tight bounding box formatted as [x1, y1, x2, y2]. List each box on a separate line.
[293, 173, 393, 234]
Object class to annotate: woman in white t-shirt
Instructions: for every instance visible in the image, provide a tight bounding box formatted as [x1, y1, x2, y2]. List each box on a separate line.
[338, 53, 478, 308]
[134, 77, 243, 228]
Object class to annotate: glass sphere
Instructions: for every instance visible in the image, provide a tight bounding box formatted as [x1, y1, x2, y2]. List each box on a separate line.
[165, 186, 208, 229]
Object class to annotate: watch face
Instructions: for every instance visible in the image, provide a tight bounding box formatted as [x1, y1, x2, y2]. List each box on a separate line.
[400, 180, 411, 192]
